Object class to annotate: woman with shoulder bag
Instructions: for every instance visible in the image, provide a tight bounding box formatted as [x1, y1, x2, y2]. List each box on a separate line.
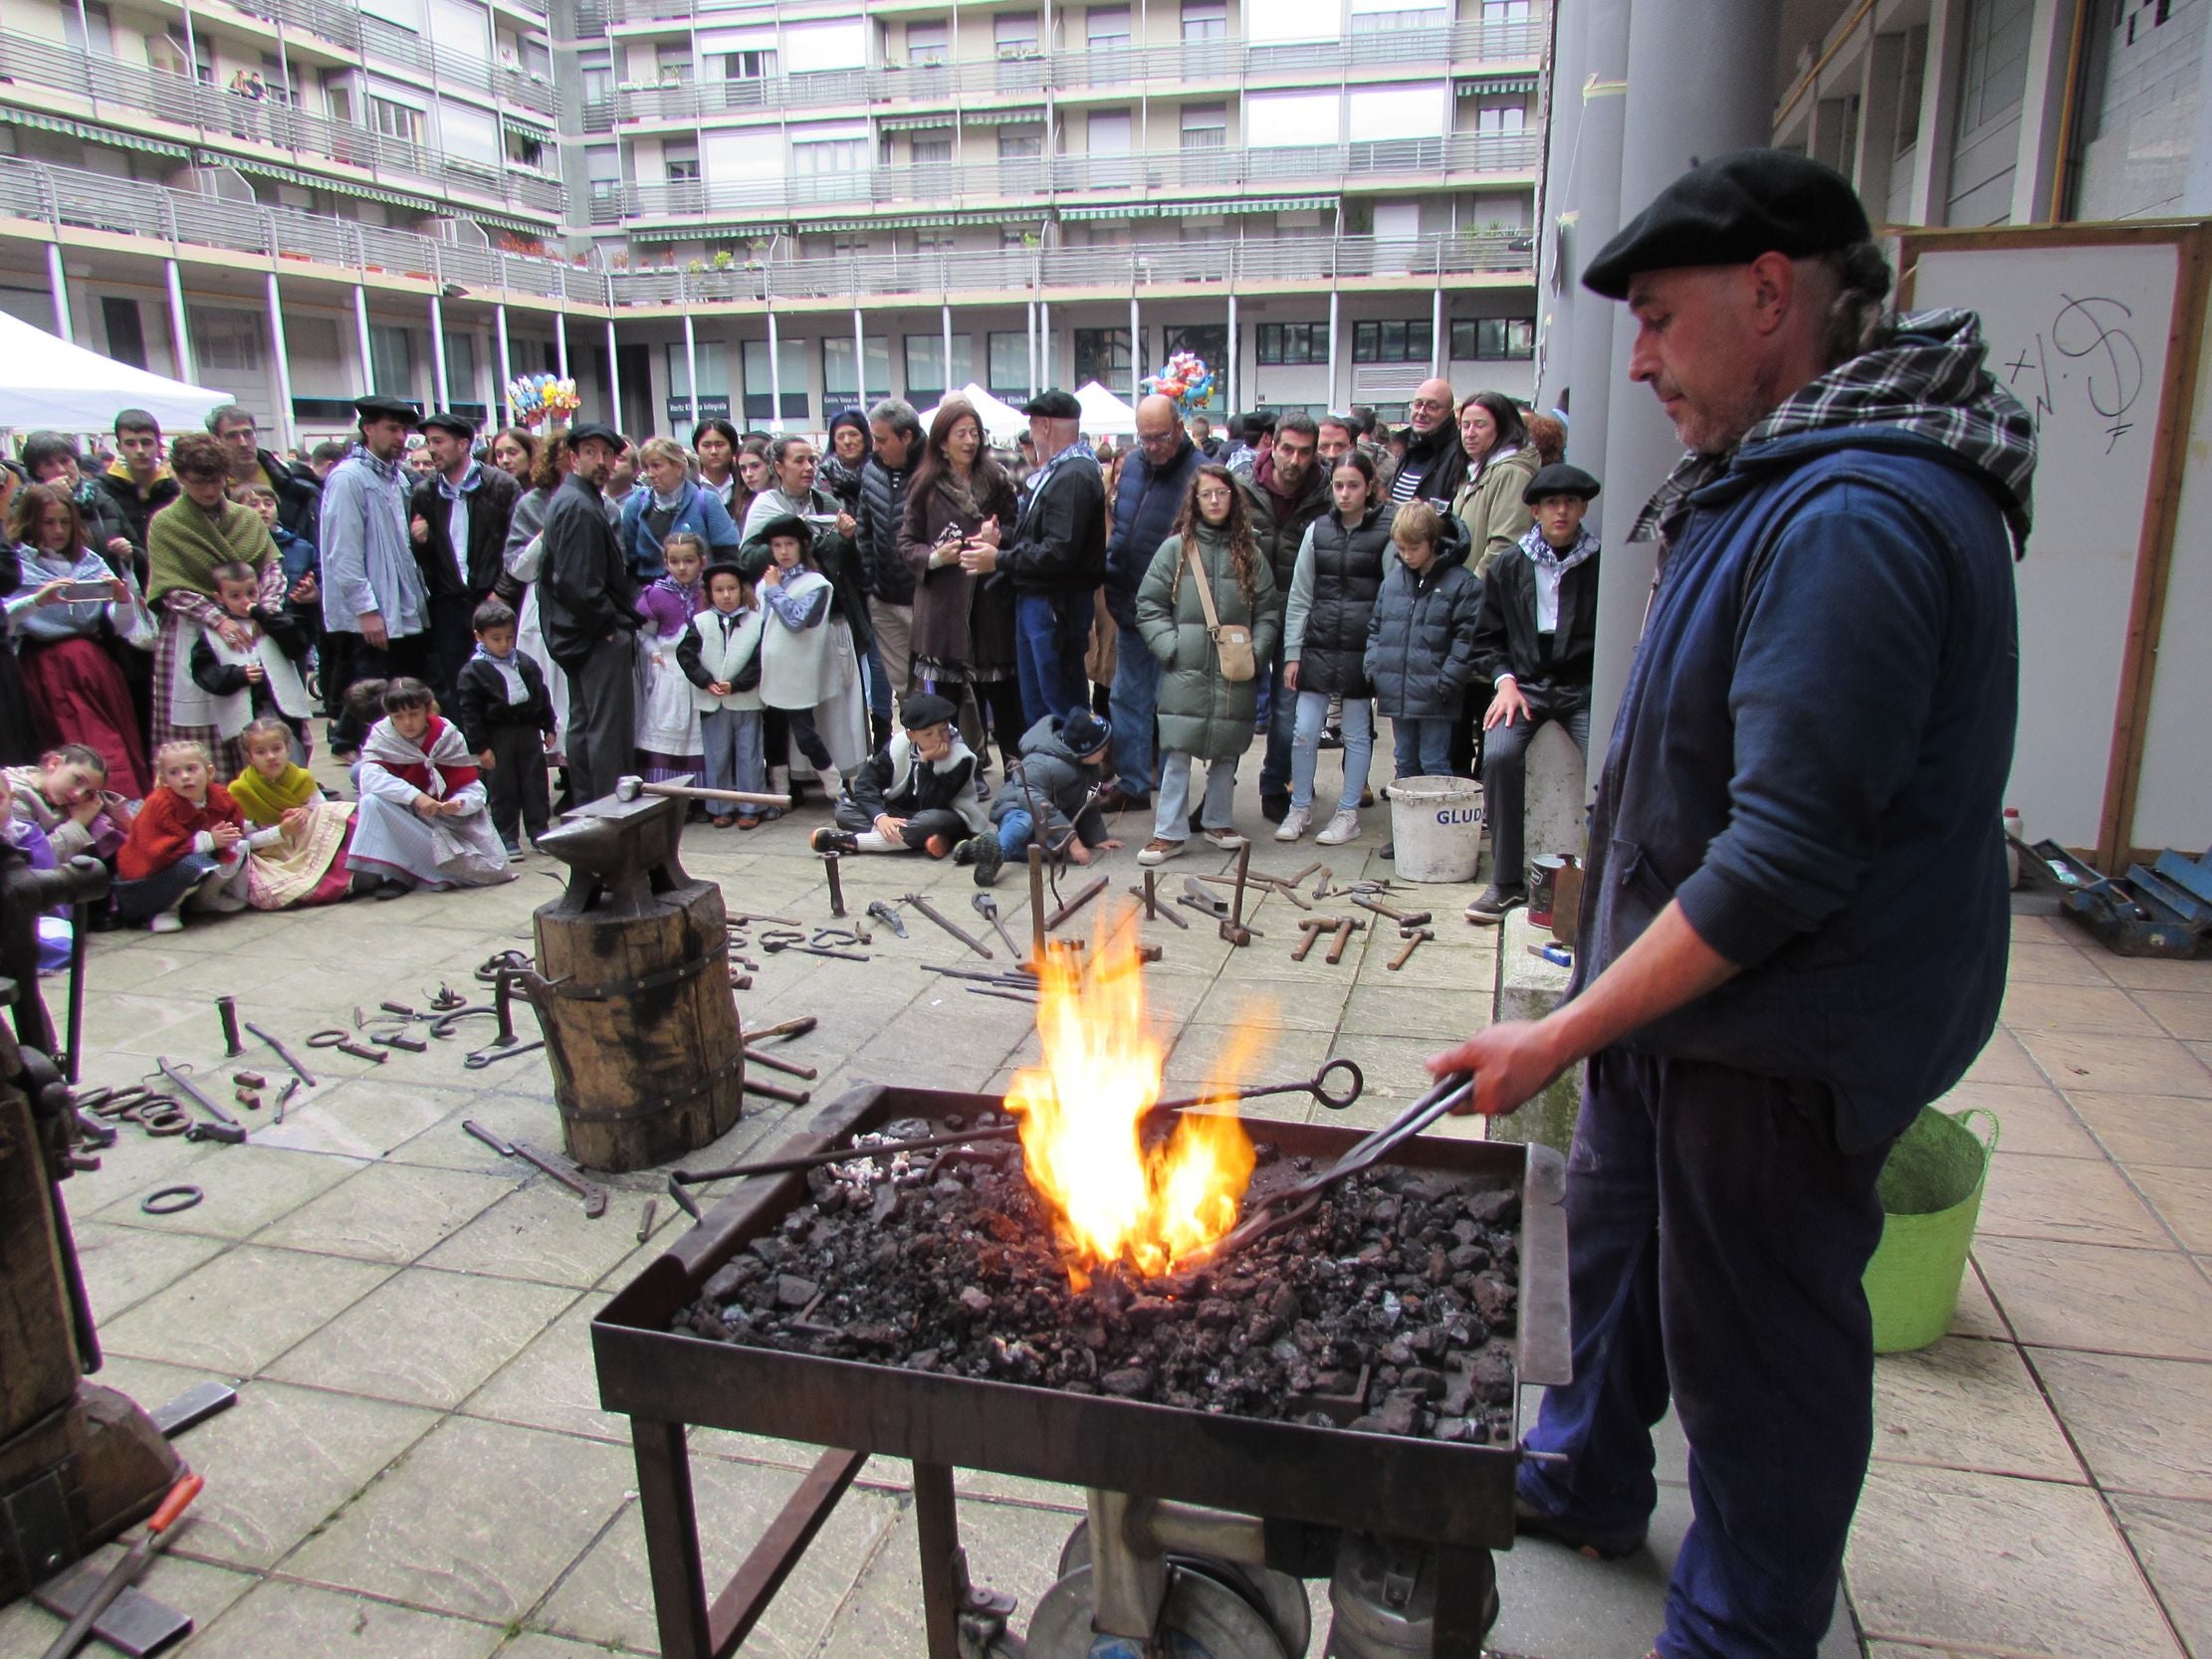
[1134, 465, 1279, 865]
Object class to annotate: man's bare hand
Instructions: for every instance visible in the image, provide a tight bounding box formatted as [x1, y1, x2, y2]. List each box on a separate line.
[1426, 1018, 1573, 1119]
[873, 814, 907, 841]
[1484, 677, 1529, 730]
[359, 611, 388, 649]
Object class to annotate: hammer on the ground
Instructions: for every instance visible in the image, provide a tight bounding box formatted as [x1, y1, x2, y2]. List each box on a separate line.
[1220, 843, 1255, 945]
[611, 775, 787, 810]
[1388, 928, 1435, 971]
[1325, 915, 1368, 964]
[1292, 917, 1340, 962]
[1353, 894, 1432, 930]
[821, 851, 846, 918]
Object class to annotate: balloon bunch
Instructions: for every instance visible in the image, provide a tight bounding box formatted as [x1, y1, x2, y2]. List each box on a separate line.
[506, 373, 581, 429]
[1140, 350, 1215, 413]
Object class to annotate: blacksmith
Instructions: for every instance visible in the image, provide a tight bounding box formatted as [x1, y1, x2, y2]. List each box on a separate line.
[1431, 151, 2036, 1659]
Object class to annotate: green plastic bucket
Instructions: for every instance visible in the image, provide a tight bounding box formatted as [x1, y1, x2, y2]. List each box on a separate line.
[1864, 1106, 1999, 1353]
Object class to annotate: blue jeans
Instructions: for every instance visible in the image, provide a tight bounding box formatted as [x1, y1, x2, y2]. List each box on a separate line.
[1014, 591, 1092, 728]
[1290, 689, 1373, 815]
[860, 630, 891, 723]
[1520, 1049, 1893, 1659]
[1258, 643, 1294, 798]
[995, 807, 1035, 861]
[1152, 749, 1238, 843]
[1390, 716, 1452, 779]
[1109, 619, 1161, 797]
[701, 707, 765, 797]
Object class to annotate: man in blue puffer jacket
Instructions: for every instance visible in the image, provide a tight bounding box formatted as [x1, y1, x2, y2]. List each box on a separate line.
[1097, 395, 1204, 813]
[1431, 152, 2037, 1659]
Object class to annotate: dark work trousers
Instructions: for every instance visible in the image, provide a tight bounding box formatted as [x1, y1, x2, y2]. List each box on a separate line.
[1447, 677, 1495, 777]
[781, 706, 835, 771]
[1479, 686, 1591, 890]
[483, 722, 551, 845]
[1517, 1049, 1896, 1659]
[424, 591, 478, 705]
[832, 798, 970, 849]
[561, 636, 637, 807]
[328, 630, 431, 752]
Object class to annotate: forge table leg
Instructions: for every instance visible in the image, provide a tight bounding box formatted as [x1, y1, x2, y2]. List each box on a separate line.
[1432, 1545, 1499, 1659]
[632, 1417, 714, 1659]
[913, 1459, 964, 1659]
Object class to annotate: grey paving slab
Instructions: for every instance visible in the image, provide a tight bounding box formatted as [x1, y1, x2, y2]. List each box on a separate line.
[98, 1244, 394, 1374]
[264, 1265, 576, 1408]
[184, 1578, 506, 1659]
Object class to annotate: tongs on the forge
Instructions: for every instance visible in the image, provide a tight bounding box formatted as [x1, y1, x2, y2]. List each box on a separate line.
[1206, 1070, 1475, 1258]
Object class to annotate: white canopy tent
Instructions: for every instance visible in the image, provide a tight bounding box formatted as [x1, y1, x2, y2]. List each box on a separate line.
[0, 311, 230, 436]
[1075, 380, 1137, 437]
[917, 382, 1030, 444]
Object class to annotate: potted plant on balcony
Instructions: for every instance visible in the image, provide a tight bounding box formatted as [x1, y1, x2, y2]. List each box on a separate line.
[711, 248, 735, 270]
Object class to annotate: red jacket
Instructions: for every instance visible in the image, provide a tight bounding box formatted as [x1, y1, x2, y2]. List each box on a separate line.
[117, 784, 245, 882]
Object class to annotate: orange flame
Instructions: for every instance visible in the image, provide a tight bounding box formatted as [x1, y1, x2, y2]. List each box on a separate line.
[1002, 908, 1256, 1286]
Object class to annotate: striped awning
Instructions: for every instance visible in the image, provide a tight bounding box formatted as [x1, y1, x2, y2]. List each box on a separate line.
[959, 106, 1045, 126]
[1059, 195, 1333, 220]
[217, 155, 444, 214]
[876, 113, 957, 133]
[0, 108, 191, 158]
[809, 208, 1040, 231]
[1454, 74, 1540, 95]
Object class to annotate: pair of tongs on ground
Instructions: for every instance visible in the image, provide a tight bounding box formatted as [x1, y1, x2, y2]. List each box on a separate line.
[1205, 1070, 1474, 1259]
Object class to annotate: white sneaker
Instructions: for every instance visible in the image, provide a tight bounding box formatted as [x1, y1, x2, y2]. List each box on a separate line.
[1273, 807, 1310, 843]
[1202, 826, 1247, 851]
[1136, 837, 1187, 866]
[148, 911, 184, 933]
[1315, 809, 1361, 846]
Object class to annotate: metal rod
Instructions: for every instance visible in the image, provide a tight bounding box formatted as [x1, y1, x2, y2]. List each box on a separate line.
[1041, 876, 1108, 932]
[1131, 883, 1190, 928]
[902, 892, 994, 960]
[1027, 843, 1047, 962]
[243, 1021, 317, 1088]
[215, 995, 244, 1057]
[744, 1077, 812, 1106]
[822, 854, 846, 919]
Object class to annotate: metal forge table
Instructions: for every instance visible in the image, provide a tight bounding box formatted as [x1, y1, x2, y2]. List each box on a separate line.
[593, 1084, 1570, 1659]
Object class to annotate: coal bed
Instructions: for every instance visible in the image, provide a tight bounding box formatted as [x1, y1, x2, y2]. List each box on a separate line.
[673, 1115, 1524, 1445]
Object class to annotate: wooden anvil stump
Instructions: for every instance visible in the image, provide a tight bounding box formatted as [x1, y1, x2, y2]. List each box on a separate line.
[526, 792, 745, 1173]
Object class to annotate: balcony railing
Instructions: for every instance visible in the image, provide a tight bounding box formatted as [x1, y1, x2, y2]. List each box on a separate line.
[613, 132, 1539, 221]
[0, 30, 563, 215]
[212, 0, 365, 53]
[357, 15, 560, 117]
[608, 18, 1543, 121]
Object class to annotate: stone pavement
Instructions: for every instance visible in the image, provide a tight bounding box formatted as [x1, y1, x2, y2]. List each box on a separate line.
[0, 767, 2206, 1659]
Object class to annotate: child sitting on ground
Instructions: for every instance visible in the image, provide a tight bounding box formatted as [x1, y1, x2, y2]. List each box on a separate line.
[961, 709, 1119, 886]
[111, 739, 254, 932]
[634, 530, 708, 787]
[675, 559, 767, 828]
[809, 692, 991, 858]
[5, 745, 129, 865]
[229, 717, 356, 909]
[0, 787, 74, 971]
[453, 600, 554, 858]
[182, 559, 314, 771]
[344, 677, 514, 898]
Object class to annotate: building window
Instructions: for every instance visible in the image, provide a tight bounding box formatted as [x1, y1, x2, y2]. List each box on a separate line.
[189, 307, 265, 377]
[994, 13, 1040, 55]
[792, 137, 868, 174]
[1181, 0, 1226, 40]
[1164, 323, 1227, 374]
[1256, 321, 1328, 365]
[911, 131, 954, 166]
[663, 140, 700, 182]
[905, 21, 948, 67]
[1448, 316, 1535, 360]
[1351, 318, 1434, 363]
[365, 96, 424, 143]
[367, 323, 416, 396]
[998, 125, 1043, 160]
[442, 330, 479, 397]
[1180, 104, 1227, 149]
[904, 333, 974, 396]
[1073, 326, 1132, 384]
[823, 335, 891, 403]
[655, 42, 693, 83]
[716, 48, 774, 80]
[1087, 5, 1130, 47]
[988, 330, 1030, 394]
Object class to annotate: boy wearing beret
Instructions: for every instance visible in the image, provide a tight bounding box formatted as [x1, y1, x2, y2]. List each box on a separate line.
[810, 692, 992, 857]
[1466, 462, 1602, 923]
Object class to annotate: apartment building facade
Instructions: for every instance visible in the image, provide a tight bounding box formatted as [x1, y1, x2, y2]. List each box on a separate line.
[0, 0, 1549, 447]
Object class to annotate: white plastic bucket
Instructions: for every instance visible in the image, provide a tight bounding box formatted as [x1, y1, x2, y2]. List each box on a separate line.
[1388, 775, 1484, 884]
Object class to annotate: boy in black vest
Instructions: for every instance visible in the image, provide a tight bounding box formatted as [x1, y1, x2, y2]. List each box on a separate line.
[453, 599, 555, 857]
[1467, 462, 1601, 922]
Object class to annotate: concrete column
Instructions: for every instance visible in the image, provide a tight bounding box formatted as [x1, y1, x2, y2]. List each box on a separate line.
[2012, 0, 2082, 224]
[1854, 31, 1907, 216]
[555, 311, 570, 380]
[165, 258, 192, 381]
[1040, 298, 1052, 386]
[46, 244, 71, 343]
[1129, 297, 1142, 403]
[1224, 292, 1236, 413]
[685, 310, 701, 426]
[352, 286, 373, 392]
[851, 304, 866, 412]
[604, 318, 620, 429]
[941, 303, 955, 399]
[430, 293, 451, 409]
[1026, 299, 1038, 398]
[766, 306, 783, 433]
[1534, 0, 1590, 414]
[1562, 0, 1631, 468]
[495, 303, 513, 425]
[1586, 0, 1779, 775]
[1430, 286, 1444, 380]
[1327, 288, 1341, 410]
[1907, 0, 1963, 226]
[265, 271, 297, 454]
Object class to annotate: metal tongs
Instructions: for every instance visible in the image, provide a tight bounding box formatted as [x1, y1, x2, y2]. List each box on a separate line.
[1205, 1069, 1474, 1258]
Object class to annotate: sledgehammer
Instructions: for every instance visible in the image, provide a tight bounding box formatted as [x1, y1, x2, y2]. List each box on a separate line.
[612, 775, 788, 810]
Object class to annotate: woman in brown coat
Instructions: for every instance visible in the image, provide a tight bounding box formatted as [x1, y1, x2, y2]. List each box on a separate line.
[899, 397, 1024, 766]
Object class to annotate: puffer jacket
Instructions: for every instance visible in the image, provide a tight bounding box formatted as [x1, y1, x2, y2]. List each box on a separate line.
[1136, 524, 1280, 761]
[1103, 435, 1201, 627]
[991, 714, 1110, 848]
[1363, 555, 1481, 720]
[1450, 446, 1539, 577]
[1292, 505, 1392, 698]
[1240, 455, 1331, 598]
[855, 454, 917, 605]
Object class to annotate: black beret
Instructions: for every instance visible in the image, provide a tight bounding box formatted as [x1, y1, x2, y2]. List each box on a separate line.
[900, 692, 959, 730]
[754, 512, 812, 548]
[1022, 389, 1081, 420]
[1582, 149, 1871, 301]
[353, 394, 419, 424]
[1523, 463, 1602, 505]
[417, 410, 475, 439]
[701, 558, 747, 586]
[566, 421, 628, 452]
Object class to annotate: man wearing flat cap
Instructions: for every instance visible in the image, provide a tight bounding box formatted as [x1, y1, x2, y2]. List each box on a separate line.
[409, 411, 519, 697]
[961, 389, 1107, 727]
[539, 421, 640, 805]
[321, 393, 432, 752]
[1466, 461, 1602, 923]
[1432, 151, 2038, 1659]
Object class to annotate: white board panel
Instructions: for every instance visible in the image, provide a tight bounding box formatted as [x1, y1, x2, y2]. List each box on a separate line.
[1247, 90, 1339, 148]
[1347, 84, 1445, 141]
[1247, 0, 1338, 42]
[781, 18, 864, 72]
[1908, 241, 2178, 849]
